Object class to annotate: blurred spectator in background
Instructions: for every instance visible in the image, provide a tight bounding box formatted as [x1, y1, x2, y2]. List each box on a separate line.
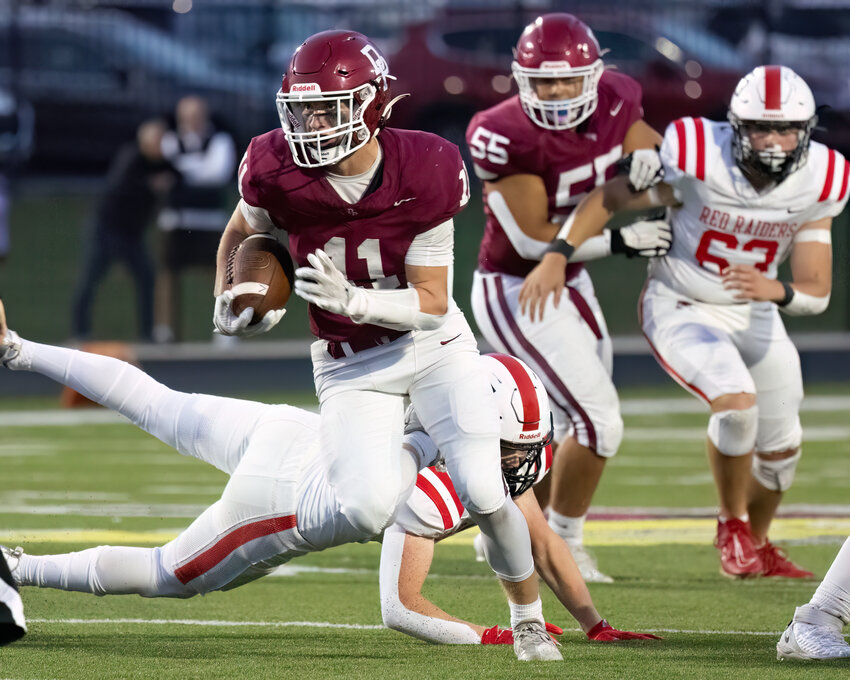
[0, 87, 34, 267]
[71, 119, 176, 342]
[154, 95, 236, 343]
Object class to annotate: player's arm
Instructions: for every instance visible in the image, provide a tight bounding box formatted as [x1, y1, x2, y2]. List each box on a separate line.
[722, 217, 833, 314]
[295, 221, 453, 330]
[514, 490, 601, 633]
[212, 203, 286, 337]
[379, 526, 487, 644]
[518, 177, 676, 321]
[483, 175, 611, 262]
[214, 204, 255, 295]
[515, 489, 662, 642]
[622, 119, 663, 155]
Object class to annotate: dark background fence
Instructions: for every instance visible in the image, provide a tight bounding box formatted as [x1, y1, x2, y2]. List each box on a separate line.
[0, 0, 847, 344]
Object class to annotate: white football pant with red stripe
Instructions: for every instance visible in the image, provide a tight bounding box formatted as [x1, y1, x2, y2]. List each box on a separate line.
[471, 267, 623, 457]
[640, 278, 803, 451]
[12, 339, 367, 597]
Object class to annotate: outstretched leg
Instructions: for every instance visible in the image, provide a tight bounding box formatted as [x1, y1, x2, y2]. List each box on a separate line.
[2, 304, 269, 474]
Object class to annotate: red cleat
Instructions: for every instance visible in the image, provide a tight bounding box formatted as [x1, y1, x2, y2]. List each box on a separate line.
[715, 517, 763, 578]
[758, 541, 815, 579]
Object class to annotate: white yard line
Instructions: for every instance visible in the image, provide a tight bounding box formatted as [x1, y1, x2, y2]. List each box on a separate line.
[1, 394, 849, 427]
[23, 617, 847, 638]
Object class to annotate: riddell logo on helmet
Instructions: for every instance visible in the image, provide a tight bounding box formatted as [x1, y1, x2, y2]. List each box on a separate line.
[518, 432, 540, 440]
[540, 61, 571, 70]
[290, 83, 321, 93]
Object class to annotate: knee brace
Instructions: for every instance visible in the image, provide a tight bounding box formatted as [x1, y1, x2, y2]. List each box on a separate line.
[752, 447, 801, 492]
[707, 405, 758, 456]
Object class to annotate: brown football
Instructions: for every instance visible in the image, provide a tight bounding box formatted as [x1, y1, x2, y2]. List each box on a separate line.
[225, 233, 295, 325]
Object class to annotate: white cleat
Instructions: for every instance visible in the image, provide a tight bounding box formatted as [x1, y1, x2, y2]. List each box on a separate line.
[473, 532, 486, 563]
[0, 545, 23, 584]
[513, 621, 562, 661]
[567, 541, 614, 584]
[777, 605, 850, 661]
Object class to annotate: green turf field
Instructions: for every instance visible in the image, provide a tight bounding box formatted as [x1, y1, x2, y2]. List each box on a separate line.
[1, 388, 849, 678]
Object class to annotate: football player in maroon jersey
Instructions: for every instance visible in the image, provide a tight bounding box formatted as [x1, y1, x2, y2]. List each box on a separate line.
[210, 31, 560, 659]
[466, 13, 670, 582]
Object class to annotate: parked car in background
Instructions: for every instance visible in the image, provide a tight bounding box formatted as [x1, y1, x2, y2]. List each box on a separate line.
[0, 6, 278, 174]
[723, 2, 850, 155]
[381, 9, 752, 148]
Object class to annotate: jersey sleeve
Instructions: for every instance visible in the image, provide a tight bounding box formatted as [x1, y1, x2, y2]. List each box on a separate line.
[465, 110, 531, 181]
[238, 136, 285, 232]
[660, 116, 711, 195]
[807, 148, 850, 222]
[608, 71, 644, 131]
[237, 139, 265, 210]
[420, 143, 470, 229]
[393, 467, 467, 539]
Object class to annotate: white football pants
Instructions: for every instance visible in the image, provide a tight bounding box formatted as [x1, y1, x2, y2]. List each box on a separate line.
[12, 339, 354, 597]
[471, 268, 623, 457]
[312, 306, 534, 582]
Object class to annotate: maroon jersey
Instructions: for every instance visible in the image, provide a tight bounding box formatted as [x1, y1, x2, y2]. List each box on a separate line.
[239, 127, 468, 344]
[466, 71, 643, 279]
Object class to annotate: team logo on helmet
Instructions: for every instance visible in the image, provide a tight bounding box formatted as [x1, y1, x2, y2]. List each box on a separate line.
[360, 44, 390, 90]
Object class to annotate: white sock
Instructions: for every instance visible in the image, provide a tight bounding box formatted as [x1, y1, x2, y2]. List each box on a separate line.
[811, 537, 850, 624]
[18, 546, 178, 597]
[510, 597, 544, 628]
[548, 509, 585, 545]
[18, 547, 106, 594]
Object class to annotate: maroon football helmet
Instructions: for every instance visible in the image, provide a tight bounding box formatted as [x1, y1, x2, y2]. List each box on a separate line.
[277, 30, 393, 167]
[512, 14, 604, 130]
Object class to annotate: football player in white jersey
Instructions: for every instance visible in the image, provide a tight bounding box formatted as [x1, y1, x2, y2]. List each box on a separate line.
[519, 65, 848, 579]
[380, 354, 660, 645]
[777, 537, 850, 660]
[0, 301, 591, 660]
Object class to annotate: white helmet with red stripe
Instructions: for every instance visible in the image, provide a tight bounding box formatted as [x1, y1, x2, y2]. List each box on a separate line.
[728, 65, 817, 181]
[482, 353, 554, 496]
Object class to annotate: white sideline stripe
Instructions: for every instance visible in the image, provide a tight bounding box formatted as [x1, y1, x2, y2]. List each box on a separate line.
[2, 394, 848, 427]
[24, 618, 848, 638]
[28, 618, 384, 630]
[626, 426, 850, 442]
[619, 394, 850, 416]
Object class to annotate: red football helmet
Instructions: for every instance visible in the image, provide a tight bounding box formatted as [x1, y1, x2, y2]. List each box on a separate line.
[481, 353, 554, 497]
[512, 13, 604, 130]
[277, 30, 393, 167]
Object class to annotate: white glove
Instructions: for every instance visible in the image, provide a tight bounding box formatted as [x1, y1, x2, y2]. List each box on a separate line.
[294, 249, 362, 318]
[213, 290, 286, 337]
[610, 220, 672, 258]
[627, 148, 664, 192]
